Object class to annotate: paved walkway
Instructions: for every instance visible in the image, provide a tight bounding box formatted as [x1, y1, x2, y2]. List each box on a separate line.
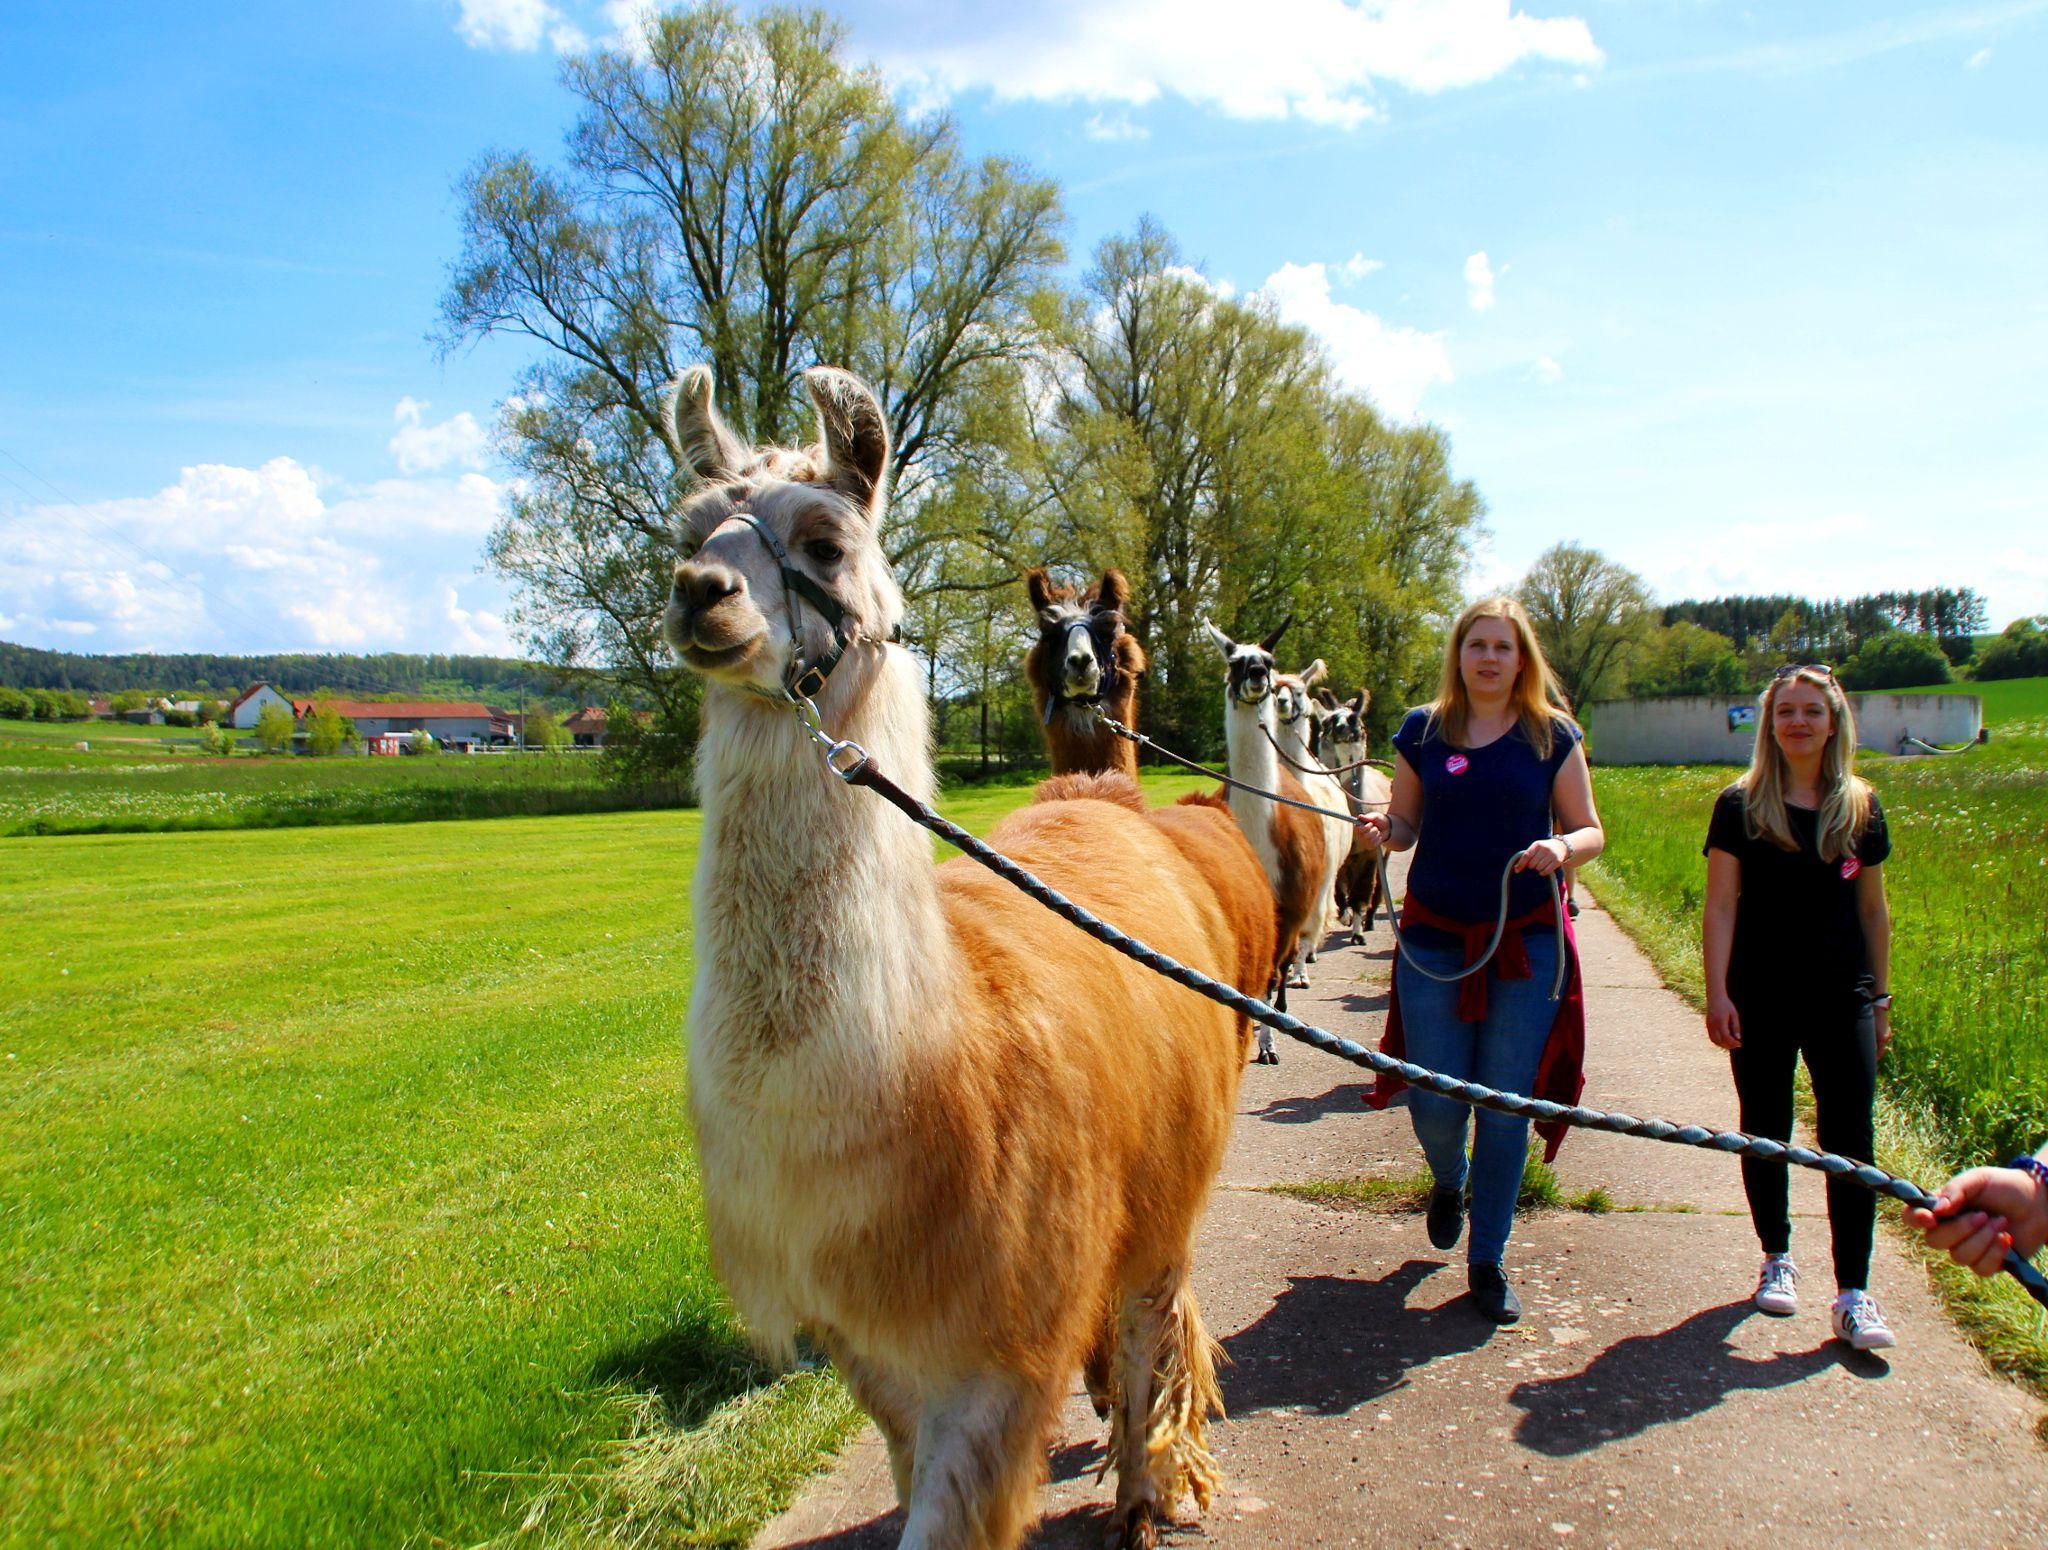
[757, 868, 2048, 1549]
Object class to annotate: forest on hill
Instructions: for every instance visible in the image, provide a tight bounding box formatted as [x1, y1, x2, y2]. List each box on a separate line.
[0, 641, 566, 704]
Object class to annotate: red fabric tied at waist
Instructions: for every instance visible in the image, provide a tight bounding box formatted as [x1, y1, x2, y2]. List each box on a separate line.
[1364, 887, 1588, 1162]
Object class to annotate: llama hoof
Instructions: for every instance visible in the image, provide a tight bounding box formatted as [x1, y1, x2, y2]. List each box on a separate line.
[1107, 1499, 1161, 1550]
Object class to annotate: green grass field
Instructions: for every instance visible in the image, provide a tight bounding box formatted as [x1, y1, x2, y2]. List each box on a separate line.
[0, 719, 690, 836]
[1896, 673, 2048, 727]
[0, 768, 1210, 1547]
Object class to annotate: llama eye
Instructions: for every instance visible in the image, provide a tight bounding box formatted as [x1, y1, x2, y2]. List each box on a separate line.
[806, 540, 843, 564]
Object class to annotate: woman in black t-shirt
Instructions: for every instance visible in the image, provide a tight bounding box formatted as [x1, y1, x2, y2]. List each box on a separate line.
[1703, 664, 1896, 1351]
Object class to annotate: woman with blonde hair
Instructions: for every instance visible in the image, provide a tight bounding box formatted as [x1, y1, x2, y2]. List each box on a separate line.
[1359, 597, 1605, 1323]
[1703, 664, 1896, 1350]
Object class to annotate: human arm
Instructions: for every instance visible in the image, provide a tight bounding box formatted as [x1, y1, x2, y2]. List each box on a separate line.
[1904, 1147, 2048, 1275]
[1514, 740, 1604, 877]
[1855, 863, 1892, 1057]
[1357, 752, 1422, 851]
[1703, 848, 1742, 1049]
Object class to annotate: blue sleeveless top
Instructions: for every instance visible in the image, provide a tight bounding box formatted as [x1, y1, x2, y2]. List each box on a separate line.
[1392, 706, 1582, 927]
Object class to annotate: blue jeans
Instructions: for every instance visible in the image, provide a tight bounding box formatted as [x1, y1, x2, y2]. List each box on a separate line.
[1396, 931, 1561, 1265]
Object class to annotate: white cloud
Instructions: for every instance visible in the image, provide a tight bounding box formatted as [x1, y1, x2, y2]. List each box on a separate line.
[454, 0, 571, 52]
[1530, 355, 1564, 384]
[0, 458, 515, 654]
[1966, 47, 1992, 68]
[1335, 253, 1386, 284]
[864, 0, 1603, 126]
[1464, 250, 1497, 311]
[1258, 260, 1453, 420]
[389, 397, 489, 474]
[1083, 113, 1151, 142]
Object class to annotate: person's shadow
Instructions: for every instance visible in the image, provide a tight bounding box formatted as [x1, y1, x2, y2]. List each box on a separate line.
[1508, 1299, 1878, 1456]
[1220, 1260, 1493, 1416]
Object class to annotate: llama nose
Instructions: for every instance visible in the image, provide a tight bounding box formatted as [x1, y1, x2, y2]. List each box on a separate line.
[675, 560, 744, 614]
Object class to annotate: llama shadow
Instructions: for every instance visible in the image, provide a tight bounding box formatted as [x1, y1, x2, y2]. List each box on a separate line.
[1250, 1081, 1376, 1124]
[1507, 1299, 1874, 1457]
[1219, 1261, 1493, 1417]
[587, 1318, 772, 1433]
[1334, 988, 1391, 1017]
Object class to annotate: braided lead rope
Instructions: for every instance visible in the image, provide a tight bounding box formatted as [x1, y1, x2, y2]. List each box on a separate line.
[1260, 723, 1393, 778]
[817, 741, 2048, 1311]
[1373, 851, 1570, 1003]
[1095, 713, 1360, 826]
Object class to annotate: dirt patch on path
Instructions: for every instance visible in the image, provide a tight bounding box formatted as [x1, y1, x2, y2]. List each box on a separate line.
[757, 872, 2048, 1549]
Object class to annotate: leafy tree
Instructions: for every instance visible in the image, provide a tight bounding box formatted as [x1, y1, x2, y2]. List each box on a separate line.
[1630, 621, 1746, 698]
[0, 686, 27, 720]
[109, 689, 147, 713]
[598, 696, 694, 784]
[1514, 543, 1652, 708]
[408, 730, 438, 756]
[253, 702, 296, 754]
[1975, 617, 2048, 681]
[305, 707, 357, 756]
[525, 707, 570, 751]
[442, 2, 1063, 763]
[1838, 630, 1953, 690]
[197, 698, 226, 725]
[198, 723, 235, 756]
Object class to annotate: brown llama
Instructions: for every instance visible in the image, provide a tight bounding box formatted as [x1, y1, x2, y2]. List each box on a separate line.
[1200, 622, 1336, 1063]
[663, 365, 1275, 1550]
[1316, 688, 1391, 938]
[1023, 567, 1146, 778]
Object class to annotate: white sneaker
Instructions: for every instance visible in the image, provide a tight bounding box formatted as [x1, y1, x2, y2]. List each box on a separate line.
[1831, 1290, 1897, 1352]
[1754, 1254, 1798, 1316]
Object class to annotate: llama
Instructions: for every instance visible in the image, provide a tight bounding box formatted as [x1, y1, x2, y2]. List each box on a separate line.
[1023, 567, 1146, 779]
[1318, 688, 1392, 938]
[1271, 660, 1356, 971]
[664, 365, 1275, 1550]
[1200, 622, 1337, 1059]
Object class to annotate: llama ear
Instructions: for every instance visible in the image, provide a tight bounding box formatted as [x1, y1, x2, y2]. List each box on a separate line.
[1026, 567, 1055, 613]
[1259, 616, 1293, 653]
[1202, 619, 1235, 656]
[1351, 690, 1370, 714]
[664, 366, 749, 483]
[1313, 687, 1340, 710]
[1301, 658, 1328, 689]
[1093, 569, 1130, 615]
[805, 367, 890, 519]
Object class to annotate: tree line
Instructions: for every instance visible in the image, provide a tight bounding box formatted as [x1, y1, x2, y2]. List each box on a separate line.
[447, 3, 1483, 765]
[1513, 546, 1995, 706]
[0, 642, 563, 702]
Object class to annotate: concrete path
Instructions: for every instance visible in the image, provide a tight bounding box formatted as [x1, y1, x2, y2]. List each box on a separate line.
[757, 867, 2048, 1549]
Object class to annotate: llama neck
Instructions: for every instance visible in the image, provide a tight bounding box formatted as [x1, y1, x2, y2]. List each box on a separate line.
[1037, 680, 1140, 779]
[1222, 696, 1281, 834]
[1276, 715, 1316, 764]
[690, 649, 955, 1081]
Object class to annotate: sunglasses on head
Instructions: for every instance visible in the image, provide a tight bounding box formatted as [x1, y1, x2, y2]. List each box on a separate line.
[1772, 663, 1834, 682]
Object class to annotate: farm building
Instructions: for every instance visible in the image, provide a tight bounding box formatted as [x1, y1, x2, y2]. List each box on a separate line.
[292, 699, 506, 748]
[1584, 691, 1983, 764]
[225, 682, 294, 729]
[563, 707, 608, 747]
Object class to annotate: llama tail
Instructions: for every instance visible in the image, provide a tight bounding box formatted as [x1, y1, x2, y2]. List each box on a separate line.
[1035, 770, 1148, 813]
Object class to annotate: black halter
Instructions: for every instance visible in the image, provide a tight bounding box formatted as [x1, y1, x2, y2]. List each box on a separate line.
[720, 510, 861, 701]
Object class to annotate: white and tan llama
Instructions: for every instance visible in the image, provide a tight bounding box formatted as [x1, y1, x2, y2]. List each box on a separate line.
[1200, 622, 1336, 1061]
[663, 365, 1275, 1550]
[1270, 659, 1356, 971]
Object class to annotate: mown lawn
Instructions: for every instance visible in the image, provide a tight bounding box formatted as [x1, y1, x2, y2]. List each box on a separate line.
[1895, 672, 2048, 725]
[0, 768, 1211, 1547]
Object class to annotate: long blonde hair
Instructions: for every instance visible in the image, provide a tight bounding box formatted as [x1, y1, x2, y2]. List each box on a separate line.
[1427, 595, 1577, 760]
[1739, 667, 1873, 860]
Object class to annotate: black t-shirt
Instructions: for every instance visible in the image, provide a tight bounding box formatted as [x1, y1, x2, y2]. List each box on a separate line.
[1703, 783, 1890, 1004]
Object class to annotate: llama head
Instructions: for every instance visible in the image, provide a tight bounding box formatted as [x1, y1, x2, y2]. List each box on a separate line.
[1273, 658, 1326, 729]
[662, 366, 904, 699]
[1321, 689, 1369, 752]
[1026, 567, 1146, 712]
[1203, 618, 1289, 709]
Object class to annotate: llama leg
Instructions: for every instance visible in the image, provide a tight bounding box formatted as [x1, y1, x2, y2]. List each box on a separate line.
[898, 1373, 1060, 1550]
[831, 1344, 921, 1507]
[1106, 1269, 1226, 1550]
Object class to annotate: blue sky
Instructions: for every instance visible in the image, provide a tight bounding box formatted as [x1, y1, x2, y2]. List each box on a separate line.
[2, 0, 2044, 656]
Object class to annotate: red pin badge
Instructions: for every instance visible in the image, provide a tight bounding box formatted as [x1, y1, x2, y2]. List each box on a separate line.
[1840, 857, 1862, 880]
[1445, 753, 1469, 775]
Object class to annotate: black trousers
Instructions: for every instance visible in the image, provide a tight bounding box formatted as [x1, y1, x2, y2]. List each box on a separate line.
[1727, 990, 1878, 1290]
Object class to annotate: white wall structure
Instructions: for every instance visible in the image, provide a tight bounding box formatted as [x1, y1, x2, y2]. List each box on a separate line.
[1584, 693, 1983, 765]
[226, 682, 294, 729]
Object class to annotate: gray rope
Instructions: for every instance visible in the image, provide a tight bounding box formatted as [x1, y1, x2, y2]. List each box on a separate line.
[1096, 713, 1361, 826]
[826, 743, 2048, 1311]
[1377, 851, 1570, 1003]
[1261, 723, 1394, 777]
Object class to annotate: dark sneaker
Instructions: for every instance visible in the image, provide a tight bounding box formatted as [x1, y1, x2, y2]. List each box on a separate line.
[1425, 1184, 1466, 1250]
[1468, 1262, 1522, 1324]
